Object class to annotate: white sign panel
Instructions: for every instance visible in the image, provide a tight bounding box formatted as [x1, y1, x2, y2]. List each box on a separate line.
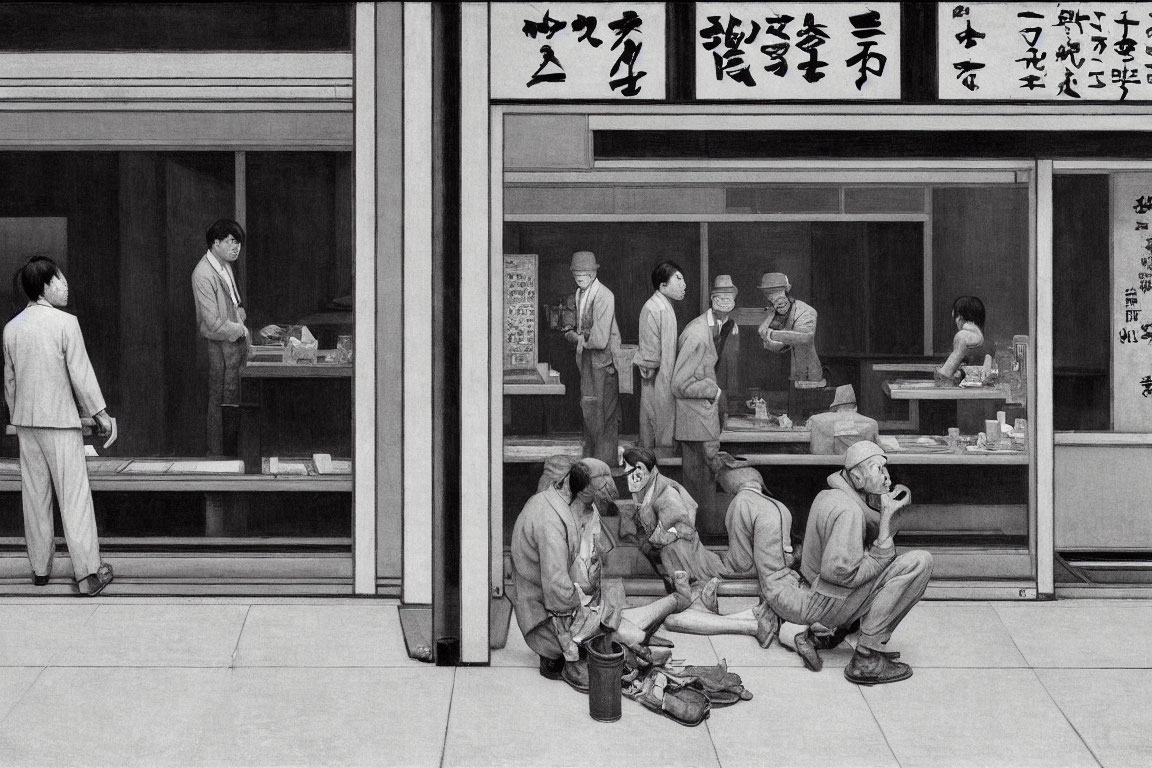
[940, 3, 1152, 101]
[695, 3, 901, 99]
[490, 3, 667, 99]
[1113, 175, 1152, 430]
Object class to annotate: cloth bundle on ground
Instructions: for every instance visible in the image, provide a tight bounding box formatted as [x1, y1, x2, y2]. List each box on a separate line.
[621, 657, 752, 726]
[663, 659, 753, 708]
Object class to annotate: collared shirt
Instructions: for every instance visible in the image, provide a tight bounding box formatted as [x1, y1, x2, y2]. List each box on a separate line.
[706, 308, 738, 338]
[576, 278, 600, 331]
[205, 250, 241, 308]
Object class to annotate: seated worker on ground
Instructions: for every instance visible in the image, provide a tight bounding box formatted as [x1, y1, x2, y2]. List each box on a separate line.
[807, 384, 880, 456]
[510, 457, 694, 693]
[796, 441, 933, 685]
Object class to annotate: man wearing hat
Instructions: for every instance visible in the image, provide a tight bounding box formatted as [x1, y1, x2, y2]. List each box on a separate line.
[808, 384, 880, 455]
[670, 276, 740, 534]
[635, 261, 686, 453]
[564, 250, 622, 465]
[795, 441, 933, 684]
[709, 275, 741, 430]
[757, 272, 825, 388]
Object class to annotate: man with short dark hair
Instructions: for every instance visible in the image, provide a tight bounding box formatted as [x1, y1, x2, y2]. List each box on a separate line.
[4, 257, 115, 595]
[191, 219, 250, 456]
[635, 261, 685, 453]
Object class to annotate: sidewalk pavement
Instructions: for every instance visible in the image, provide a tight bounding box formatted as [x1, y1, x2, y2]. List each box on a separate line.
[0, 595, 1149, 767]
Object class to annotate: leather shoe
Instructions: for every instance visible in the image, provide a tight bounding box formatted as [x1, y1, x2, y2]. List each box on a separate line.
[844, 647, 913, 686]
[32, 573, 50, 587]
[539, 655, 565, 681]
[752, 602, 778, 649]
[76, 563, 114, 597]
[561, 658, 589, 693]
[793, 629, 823, 672]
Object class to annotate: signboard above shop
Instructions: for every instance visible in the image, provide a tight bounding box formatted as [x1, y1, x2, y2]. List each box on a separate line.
[694, 3, 902, 100]
[939, 3, 1152, 101]
[490, 2, 667, 99]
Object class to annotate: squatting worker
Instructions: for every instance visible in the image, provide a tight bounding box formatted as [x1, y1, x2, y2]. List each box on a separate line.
[757, 272, 824, 388]
[3, 257, 114, 596]
[564, 251, 622, 465]
[799, 441, 933, 685]
[192, 219, 250, 456]
[635, 261, 685, 453]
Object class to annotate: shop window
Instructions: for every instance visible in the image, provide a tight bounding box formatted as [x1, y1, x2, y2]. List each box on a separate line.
[0, 151, 353, 545]
[0, 3, 351, 51]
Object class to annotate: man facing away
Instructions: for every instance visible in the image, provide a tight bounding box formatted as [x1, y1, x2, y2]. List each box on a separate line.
[635, 260, 685, 454]
[4, 256, 114, 595]
[807, 384, 880, 455]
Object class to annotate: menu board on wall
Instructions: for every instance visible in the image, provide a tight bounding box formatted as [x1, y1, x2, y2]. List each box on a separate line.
[939, 3, 1152, 101]
[694, 3, 901, 100]
[504, 254, 539, 371]
[490, 3, 667, 100]
[1112, 174, 1152, 430]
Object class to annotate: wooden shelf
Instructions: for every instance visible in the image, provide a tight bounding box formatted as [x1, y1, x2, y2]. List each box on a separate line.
[241, 363, 352, 379]
[0, 474, 352, 492]
[884, 381, 1011, 400]
[504, 383, 566, 395]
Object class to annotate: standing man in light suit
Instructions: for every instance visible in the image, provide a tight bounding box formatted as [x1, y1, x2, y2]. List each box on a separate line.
[192, 219, 250, 456]
[4, 256, 114, 595]
[563, 250, 622, 466]
[635, 261, 685, 454]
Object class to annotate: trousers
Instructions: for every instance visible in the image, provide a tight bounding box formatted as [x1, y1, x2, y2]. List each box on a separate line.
[680, 439, 721, 536]
[17, 427, 101, 580]
[577, 354, 620, 466]
[766, 551, 933, 651]
[204, 338, 246, 456]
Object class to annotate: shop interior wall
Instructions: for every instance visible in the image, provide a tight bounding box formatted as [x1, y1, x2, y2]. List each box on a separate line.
[1052, 175, 1110, 431]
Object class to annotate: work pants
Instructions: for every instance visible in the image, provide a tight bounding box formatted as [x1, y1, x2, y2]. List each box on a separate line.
[578, 354, 620, 466]
[765, 551, 933, 652]
[17, 427, 101, 580]
[679, 439, 721, 536]
[638, 376, 675, 452]
[205, 338, 246, 456]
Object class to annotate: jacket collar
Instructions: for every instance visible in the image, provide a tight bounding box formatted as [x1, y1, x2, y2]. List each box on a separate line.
[652, 290, 673, 312]
[707, 308, 738, 335]
[826, 470, 876, 517]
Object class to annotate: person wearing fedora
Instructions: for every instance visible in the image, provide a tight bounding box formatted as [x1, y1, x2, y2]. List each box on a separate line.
[757, 272, 825, 389]
[635, 261, 686, 453]
[808, 384, 880, 455]
[671, 279, 739, 534]
[563, 251, 621, 466]
[793, 441, 933, 685]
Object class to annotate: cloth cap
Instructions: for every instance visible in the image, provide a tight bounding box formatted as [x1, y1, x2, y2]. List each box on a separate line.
[578, 457, 620, 504]
[758, 272, 791, 292]
[570, 251, 599, 272]
[710, 274, 738, 296]
[718, 466, 765, 496]
[844, 441, 886, 471]
[829, 384, 857, 410]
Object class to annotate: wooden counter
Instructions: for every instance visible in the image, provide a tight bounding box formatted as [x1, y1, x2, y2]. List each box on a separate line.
[242, 361, 352, 378]
[884, 380, 1011, 400]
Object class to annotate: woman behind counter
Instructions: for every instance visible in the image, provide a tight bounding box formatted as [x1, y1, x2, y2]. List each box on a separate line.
[936, 295, 986, 382]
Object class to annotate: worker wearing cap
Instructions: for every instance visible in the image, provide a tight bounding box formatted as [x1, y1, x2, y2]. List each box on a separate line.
[808, 384, 880, 455]
[671, 276, 741, 534]
[793, 441, 933, 684]
[635, 261, 685, 452]
[564, 251, 621, 465]
[757, 272, 825, 388]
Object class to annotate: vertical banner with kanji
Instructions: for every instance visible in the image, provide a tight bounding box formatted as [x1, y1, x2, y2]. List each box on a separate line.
[695, 3, 901, 99]
[940, 3, 1152, 101]
[490, 3, 667, 99]
[1112, 175, 1152, 430]
[504, 254, 540, 371]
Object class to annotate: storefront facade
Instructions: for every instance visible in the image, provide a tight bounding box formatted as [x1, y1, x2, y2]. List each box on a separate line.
[456, 1, 1152, 663]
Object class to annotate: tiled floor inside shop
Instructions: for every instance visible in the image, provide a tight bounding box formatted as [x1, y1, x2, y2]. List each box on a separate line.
[0, 595, 1149, 767]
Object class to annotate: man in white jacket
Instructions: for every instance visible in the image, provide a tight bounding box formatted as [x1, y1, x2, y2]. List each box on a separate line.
[4, 256, 114, 595]
[635, 261, 685, 453]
